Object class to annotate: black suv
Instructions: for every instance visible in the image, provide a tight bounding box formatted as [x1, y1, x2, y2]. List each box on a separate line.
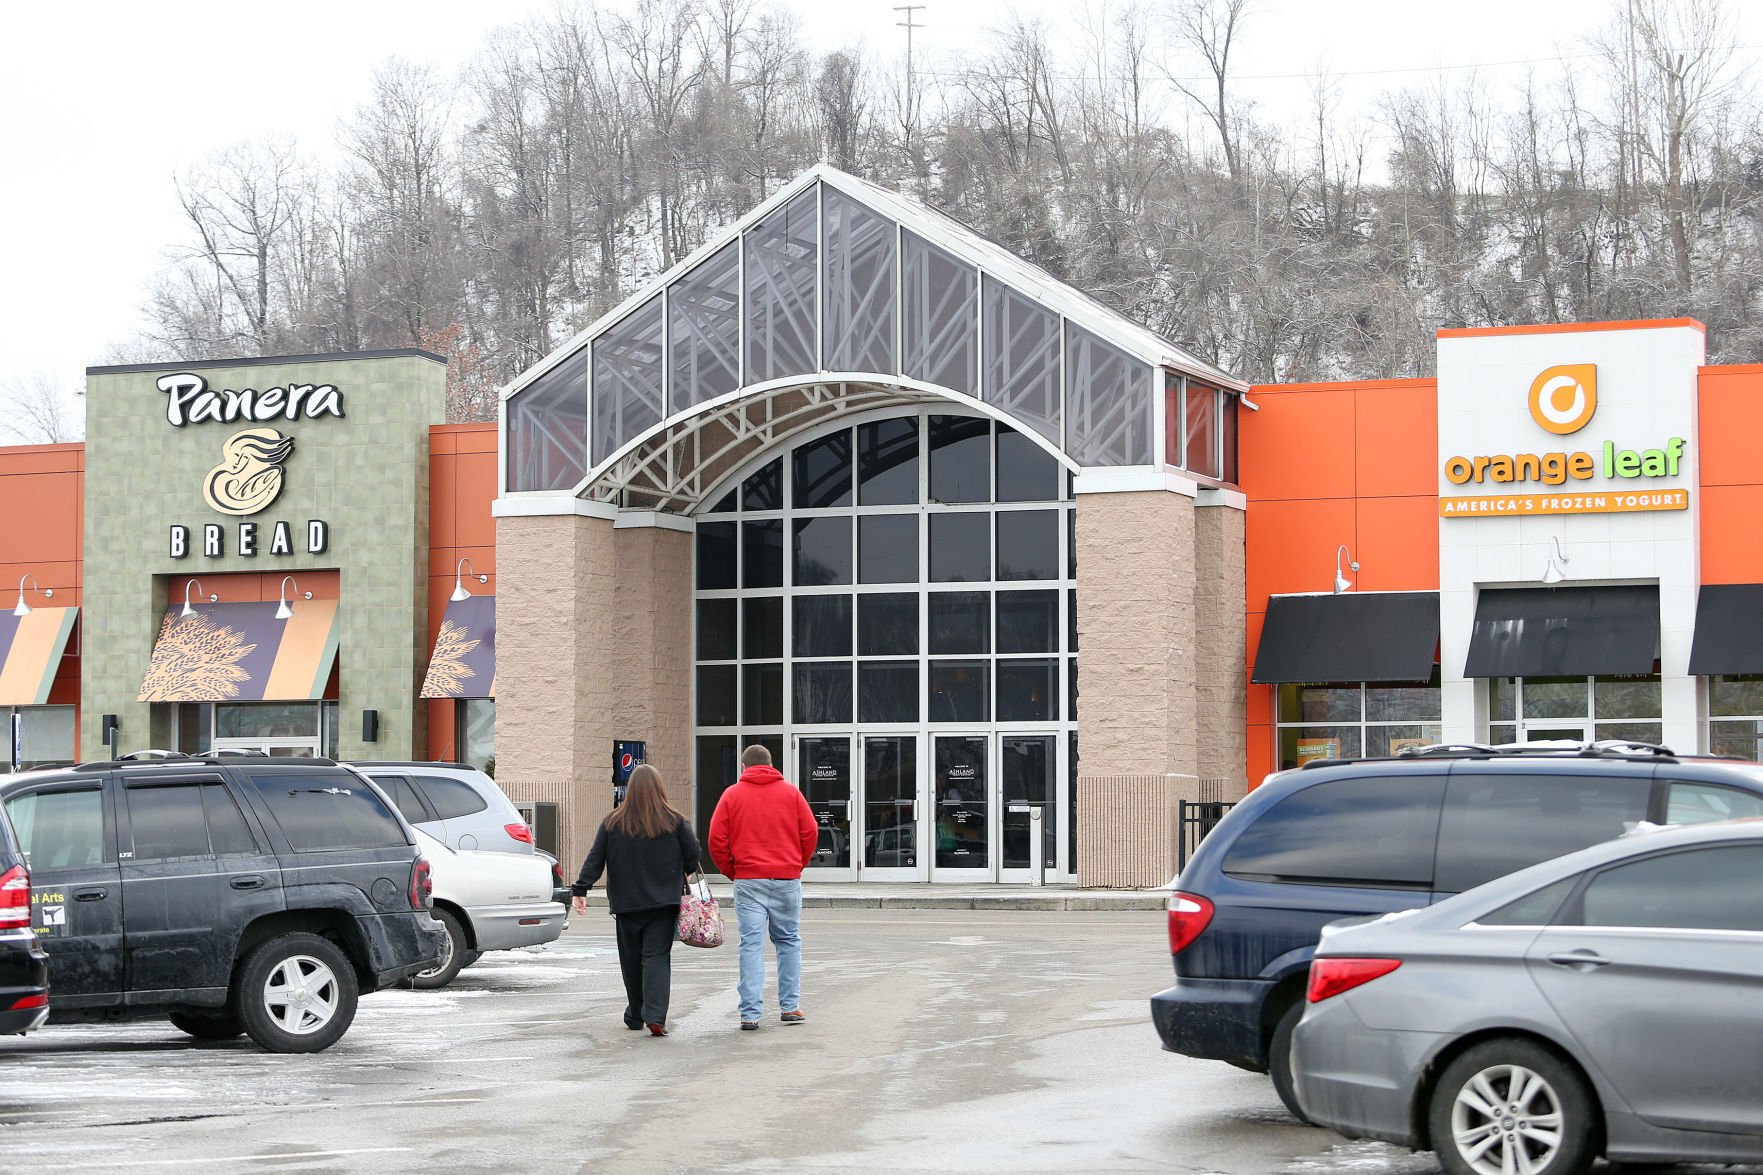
[1152, 742, 1763, 1120]
[0, 800, 49, 1035]
[0, 755, 444, 1052]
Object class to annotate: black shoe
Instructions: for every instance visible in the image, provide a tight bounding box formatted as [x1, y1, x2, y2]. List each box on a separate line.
[623, 1009, 644, 1031]
[740, 1020, 760, 1031]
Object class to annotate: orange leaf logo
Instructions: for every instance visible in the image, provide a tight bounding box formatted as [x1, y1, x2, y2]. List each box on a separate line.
[1527, 364, 1597, 435]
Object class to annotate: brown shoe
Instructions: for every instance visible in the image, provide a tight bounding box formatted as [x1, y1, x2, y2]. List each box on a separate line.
[780, 1010, 806, 1025]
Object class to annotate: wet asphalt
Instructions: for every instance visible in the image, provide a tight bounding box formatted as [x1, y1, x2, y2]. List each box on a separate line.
[0, 910, 1465, 1173]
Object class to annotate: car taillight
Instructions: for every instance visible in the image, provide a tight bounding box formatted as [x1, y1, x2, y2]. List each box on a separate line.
[551, 859, 564, 888]
[505, 823, 534, 845]
[8, 994, 46, 1011]
[1307, 957, 1402, 1003]
[0, 864, 29, 931]
[1167, 891, 1214, 955]
[409, 857, 434, 910]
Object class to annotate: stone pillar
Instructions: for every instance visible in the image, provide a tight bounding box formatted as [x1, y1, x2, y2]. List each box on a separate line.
[493, 504, 617, 872]
[611, 514, 694, 817]
[1074, 484, 1199, 888]
[1193, 491, 1248, 798]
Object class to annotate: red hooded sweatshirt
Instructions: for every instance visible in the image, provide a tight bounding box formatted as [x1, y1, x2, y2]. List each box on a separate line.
[707, 764, 820, 880]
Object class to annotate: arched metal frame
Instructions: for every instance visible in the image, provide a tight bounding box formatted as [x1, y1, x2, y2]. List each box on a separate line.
[499, 166, 1245, 511]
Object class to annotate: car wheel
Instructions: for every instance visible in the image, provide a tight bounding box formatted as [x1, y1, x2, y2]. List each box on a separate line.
[1429, 1039, 1597, 1175]
[1269, 1001, 1314, 1125]
[410, 909, 467, 990]
[168, 1011, 245, 1040]
[236, 932, 359, 1054]
[459, 949, 484, 970]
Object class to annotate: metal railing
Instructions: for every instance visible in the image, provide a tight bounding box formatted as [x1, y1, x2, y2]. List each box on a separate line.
[1177, 799, 1238, 873]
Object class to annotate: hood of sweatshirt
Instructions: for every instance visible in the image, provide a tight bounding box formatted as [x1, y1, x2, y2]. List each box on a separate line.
[737, 765, 786, 787]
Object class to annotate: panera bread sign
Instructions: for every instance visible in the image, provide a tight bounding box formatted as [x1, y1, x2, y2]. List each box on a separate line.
[159, 373, 340, 560]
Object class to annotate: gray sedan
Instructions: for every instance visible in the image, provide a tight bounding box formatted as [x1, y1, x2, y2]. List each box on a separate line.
[1292, 819, 1763, 1175]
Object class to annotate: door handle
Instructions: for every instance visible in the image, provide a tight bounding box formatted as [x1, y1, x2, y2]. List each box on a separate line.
[1546, 950, 1611, 970]
[230, 875, 268, 891]
[73, 887, 108, 902]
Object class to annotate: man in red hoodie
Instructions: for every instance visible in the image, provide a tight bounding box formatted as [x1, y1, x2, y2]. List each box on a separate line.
[708, 743, 819, 1031]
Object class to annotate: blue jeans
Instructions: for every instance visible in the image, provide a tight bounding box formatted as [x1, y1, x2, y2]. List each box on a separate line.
[733, 878, 802, 1021]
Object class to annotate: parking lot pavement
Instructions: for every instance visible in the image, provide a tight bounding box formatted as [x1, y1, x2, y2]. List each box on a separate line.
[1, 909, 1422, 1175]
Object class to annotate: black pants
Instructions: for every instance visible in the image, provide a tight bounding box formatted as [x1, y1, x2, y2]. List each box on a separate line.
[615, 904, 678, 1026]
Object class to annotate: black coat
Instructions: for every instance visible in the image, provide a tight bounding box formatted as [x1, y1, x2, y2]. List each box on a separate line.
[572, 816, 701, 915]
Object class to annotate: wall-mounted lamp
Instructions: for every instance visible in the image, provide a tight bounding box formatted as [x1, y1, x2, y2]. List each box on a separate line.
[1542, 536, 1570, 585]
[275, 575, 312, 621]
[13, 574, 53, 618]
[180, 578, 218, 617]
[1333, 545, 1360, 595]
[362, 709, 380, 743]
[451, 558, 489, 602]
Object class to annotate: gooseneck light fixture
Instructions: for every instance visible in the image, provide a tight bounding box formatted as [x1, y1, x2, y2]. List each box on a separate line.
[181, 578, 217, 617]
[275, 575, 312, 621]
[451, 558, 489, 602]
[12, 574, 52, 618]
[1333, 545, 1360, 595]
[1542, 536, 1570, 585]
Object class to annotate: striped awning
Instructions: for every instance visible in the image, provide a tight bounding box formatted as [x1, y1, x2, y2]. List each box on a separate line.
[138, 601, 339, 702]
[0, 607, 78, 705]
[420, 595, 495, 699]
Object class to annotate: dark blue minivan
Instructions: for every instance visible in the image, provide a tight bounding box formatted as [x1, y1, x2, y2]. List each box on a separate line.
[1151, 744, 1763, 1120]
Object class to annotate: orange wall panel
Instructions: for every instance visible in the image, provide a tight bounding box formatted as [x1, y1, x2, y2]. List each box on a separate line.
[1238, 390, 1358, 501]
[1353, 382, 1438, 499]
[1352, 497, 1441, 592]
[1697, 366, 1763, 487]
[1244, 498, 1358, 608]
[1699, 485, 1763, 585]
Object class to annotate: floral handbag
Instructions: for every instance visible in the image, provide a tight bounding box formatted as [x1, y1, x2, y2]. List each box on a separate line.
[675, 872, 725, 948]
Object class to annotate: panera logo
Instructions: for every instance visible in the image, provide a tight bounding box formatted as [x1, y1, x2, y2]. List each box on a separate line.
[156, 372, 345, 428]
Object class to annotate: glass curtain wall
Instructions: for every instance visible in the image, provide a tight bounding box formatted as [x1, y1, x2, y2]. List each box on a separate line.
[692, 408, 1076, 877]
[1, 706, 76, 772]
[1709, 676, 1763, 758]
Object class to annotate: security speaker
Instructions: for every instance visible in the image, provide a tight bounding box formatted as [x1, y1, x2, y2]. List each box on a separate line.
[101, 714, 119, 748]
[362, 710, 379, 743]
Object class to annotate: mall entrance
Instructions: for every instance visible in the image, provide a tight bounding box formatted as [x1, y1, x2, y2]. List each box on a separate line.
[692, 408, 1077, 883]
[796, 731, 1063, 883]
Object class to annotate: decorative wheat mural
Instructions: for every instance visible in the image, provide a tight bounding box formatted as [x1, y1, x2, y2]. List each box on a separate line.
[420, 619, 481, 698]
[139, 611, 258, 701]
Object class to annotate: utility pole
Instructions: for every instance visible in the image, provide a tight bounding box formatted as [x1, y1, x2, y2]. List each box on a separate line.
[894, 5, 925, 149]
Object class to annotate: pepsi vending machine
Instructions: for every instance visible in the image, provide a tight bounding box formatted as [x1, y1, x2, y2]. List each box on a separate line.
[613, 740, 646, 807]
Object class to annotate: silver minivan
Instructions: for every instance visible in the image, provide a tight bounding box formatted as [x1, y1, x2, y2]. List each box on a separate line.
[1293, 819, 1763, 1175]
[350, 763, 534, 855]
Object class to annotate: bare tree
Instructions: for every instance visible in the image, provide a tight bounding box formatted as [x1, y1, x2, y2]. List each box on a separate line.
[0, 374, 82, 444]
[1165, 0, 1254, 181]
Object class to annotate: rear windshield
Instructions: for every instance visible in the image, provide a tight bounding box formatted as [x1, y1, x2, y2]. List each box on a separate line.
[1222, 775, 1445, 888]
[248, 772, 408, 852]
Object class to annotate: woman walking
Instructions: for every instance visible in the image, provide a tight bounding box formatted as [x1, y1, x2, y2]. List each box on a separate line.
[570, 764, 701, 1036]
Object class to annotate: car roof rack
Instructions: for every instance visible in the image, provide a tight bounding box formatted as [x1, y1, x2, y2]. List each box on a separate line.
[71, 752, 341, 772]
[346, 761, 472, 770]
[1304, 739, 1681, 769]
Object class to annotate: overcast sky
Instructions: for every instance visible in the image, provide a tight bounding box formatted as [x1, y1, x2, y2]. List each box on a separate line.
[2, 0, 1755, 407]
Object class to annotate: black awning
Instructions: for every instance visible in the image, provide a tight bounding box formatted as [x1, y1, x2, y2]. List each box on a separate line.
[1251, 592, 1439, 684]
[1689, 584, 1763, 675]
[1465, 586, 1658, 678]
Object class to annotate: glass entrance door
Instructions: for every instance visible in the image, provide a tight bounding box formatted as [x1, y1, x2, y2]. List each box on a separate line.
[1000, 734, 1058, 882]
[859, 735, 923, 880]
[797, 736, 855, 878]
[932, 734, 989, 879]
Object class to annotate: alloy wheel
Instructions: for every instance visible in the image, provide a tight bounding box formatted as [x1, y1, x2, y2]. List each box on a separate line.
[1449, 1063, 1566, 1175]
[262, 954, 341, 1036]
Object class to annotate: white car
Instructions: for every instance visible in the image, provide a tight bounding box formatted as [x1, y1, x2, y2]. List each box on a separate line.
[411, 827, 566, 988]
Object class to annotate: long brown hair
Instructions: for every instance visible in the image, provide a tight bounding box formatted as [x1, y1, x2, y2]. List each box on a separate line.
[604, 764, 684, 839]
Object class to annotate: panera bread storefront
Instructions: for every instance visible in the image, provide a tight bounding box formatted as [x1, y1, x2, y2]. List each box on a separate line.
[0, 351, 501, 783]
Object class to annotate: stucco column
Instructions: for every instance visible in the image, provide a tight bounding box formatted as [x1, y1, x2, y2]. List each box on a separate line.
[493, 503, 617, 871]
[611, 513, 694, 816]
[1193, 490, 1249, 794]
[1074, 482, 1200, 888]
